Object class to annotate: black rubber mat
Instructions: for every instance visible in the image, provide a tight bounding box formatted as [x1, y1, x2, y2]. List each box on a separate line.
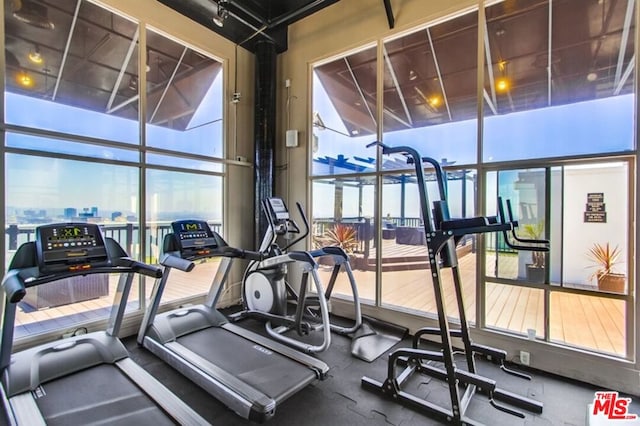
[350, 315, 408, 362]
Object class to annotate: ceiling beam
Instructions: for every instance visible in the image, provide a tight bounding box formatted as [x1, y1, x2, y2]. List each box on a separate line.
[483, 89, 497, 115]
[614, 0, 634, 89]
[427, 28, 452, 121]
[382, 46, 413, 126]
[614, 53, 635, 95]
[268, 0, 328, 28]
[52, 0, 82, 101]
[150, 47, 188, 122]
[107, 29, 139, 111]
[383, 0, 395, 29]
[547, 0, 552, 105]
[483, 20, 497, 111]
[344, 57, 377, 129]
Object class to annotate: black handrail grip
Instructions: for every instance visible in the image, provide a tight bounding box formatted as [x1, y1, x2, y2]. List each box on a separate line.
[505, 199, 550, 244]
[283, 202, 310, 251]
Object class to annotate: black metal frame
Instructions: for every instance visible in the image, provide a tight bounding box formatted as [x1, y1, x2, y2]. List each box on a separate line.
[361, 143, 549, 425]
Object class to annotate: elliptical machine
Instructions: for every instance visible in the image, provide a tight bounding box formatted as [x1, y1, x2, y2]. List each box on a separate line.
[231, 197, 363, 354]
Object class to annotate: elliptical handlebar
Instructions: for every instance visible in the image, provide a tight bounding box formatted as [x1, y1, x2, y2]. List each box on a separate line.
[282, 202, 311, 251]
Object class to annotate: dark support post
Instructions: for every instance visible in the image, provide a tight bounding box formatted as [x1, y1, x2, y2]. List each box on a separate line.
[254, 40, 277, 248]
[126, 223, 134, 257]
[8, 225, 18, 250]
[383, 0, 395, 29]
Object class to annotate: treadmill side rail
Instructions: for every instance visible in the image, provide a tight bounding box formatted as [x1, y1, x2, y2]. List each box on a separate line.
[8, 393, 46, 426]
[116, 358, 210, 426]
[141, 337, 273, 422]
[3, 331, 129, 397]
[222, 323, 329, 378]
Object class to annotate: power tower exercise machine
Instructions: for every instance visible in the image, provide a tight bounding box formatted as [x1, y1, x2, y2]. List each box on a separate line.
[361, 144, 549, 425]
[137, 220, 329, 423]
[230, 197, 362, 354]
[0, 223, 208, 425]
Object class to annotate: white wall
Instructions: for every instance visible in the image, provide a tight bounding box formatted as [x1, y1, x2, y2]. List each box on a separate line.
[562, 163, 629, 286]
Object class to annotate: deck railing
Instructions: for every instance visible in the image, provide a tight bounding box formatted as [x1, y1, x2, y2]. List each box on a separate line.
[5, 221, 223, 264]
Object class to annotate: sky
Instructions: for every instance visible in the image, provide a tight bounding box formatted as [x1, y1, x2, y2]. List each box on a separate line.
[311, 71, 634, 172]
[3, 67, 635, 225]
[311, 70, 634, 219]
[5, 72, 224, 220]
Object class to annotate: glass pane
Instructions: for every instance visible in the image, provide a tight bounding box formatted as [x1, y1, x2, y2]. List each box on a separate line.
[146, 29, 223, 158]
[312, 177, 375, 303]
[486, 168, 548, 283]
[146, 169, 223, 304]
[146, 152, 223, 173]
[4, 1, 140, 144]
[483, 0, 635, 162]
[382, 10, 478, 168]
[5, 153, 139, 338]
[6, 132, 139, 162]
[562, 162, 629, 294]
[312, 46, 378, 176]
[380, 170, 477, 322]
[485, 282, 544, 338]
[550, 292, 625, 356]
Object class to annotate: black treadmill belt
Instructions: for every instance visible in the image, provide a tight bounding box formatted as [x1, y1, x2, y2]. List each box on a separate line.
[33, 364, 175, 426]
[177, 327, 316, 402]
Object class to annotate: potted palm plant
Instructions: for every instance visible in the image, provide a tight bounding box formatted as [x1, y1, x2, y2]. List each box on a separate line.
[587, 243, 625, 293]
[321, 223, 359, 254]
[521, 221, 545, 283]
[314, 223, 361, 268]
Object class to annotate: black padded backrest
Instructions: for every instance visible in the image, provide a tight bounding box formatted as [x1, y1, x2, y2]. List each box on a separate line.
[8, 242, 37, 270]
[105, 237, 127, 259]
[162, 233, 180, 254]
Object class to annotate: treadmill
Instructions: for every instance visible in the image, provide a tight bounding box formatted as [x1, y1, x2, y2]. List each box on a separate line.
[0, 222, 208, 425]
[137, 220, 329, 423]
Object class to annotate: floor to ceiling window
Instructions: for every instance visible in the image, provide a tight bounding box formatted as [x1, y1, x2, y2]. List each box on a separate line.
[380, 9, 479, 320]
[2, 0, 225, 340]
[311, 45, 378, 303]
[310, 0, 635, 359]
[481, 0, 634, 357]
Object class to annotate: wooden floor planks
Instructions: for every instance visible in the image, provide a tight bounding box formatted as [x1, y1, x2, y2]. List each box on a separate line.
[13, 243, 626, 356]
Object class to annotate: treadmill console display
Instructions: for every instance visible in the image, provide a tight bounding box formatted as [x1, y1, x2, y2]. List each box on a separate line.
[266, 198, 290, 221]
[36, 223, 110, 274]
[171, 220, 219, 257]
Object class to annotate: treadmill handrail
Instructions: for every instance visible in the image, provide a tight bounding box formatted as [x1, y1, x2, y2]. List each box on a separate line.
[1, 264, 161, 303]
[160, 252, 195, 272]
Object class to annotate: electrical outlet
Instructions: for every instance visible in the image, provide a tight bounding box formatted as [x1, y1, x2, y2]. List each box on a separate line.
[520, 350, 531, 366]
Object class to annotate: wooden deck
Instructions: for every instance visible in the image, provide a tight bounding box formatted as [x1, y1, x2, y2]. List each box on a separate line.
[12, 245, 626, 357]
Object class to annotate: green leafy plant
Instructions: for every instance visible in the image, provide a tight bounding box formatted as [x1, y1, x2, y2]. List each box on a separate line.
[587, 242, 622, 281]
[321, 223, 359, 254]
[521, 221, 545, 268]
